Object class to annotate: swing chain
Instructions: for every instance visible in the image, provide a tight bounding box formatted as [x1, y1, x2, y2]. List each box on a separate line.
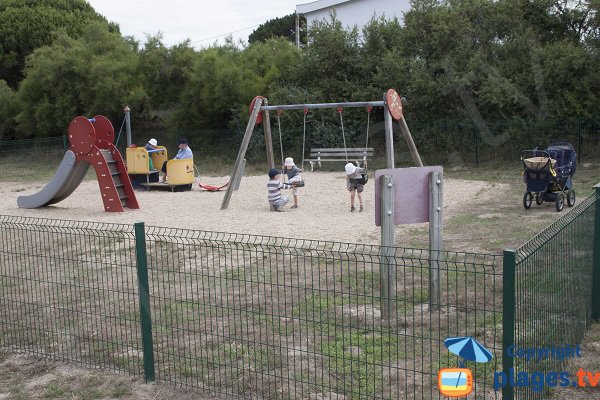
[276, 110, 285, 166]
[302, 108, 308, 169]
[338, 107, 348, 162]
[365, 106, 372, 154]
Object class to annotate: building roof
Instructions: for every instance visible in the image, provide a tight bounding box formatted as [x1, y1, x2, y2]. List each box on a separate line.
[296, 0, 354, 14]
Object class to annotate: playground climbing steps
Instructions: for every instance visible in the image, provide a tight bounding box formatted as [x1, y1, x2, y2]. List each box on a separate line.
[17, 115, 139, 212]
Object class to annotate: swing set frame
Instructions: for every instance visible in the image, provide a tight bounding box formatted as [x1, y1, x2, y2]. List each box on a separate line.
[220, 89, 422, 210]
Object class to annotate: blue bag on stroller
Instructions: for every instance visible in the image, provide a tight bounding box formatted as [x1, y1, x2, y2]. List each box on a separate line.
[521, 141, 576, 212]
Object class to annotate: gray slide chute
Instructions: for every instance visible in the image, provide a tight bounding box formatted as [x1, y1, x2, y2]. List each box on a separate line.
[17, 150, 90, 209]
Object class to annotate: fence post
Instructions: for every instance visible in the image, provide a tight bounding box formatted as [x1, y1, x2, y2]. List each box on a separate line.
[380, 174, 395, 320]
[592, 185, 600, 321]
[134, 221, 155, 382]
[474, 127, 479, 167]
[428, 171, 442, 311]
[577, 117, 583, 163]
[502, 249, 516, 400]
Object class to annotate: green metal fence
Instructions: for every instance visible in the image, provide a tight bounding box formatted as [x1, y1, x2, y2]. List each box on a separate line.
[502, 187, 600, 399]
[2, 117, 599, 167]
[0, 215, 502, 399]
[0, 217, 143, 376]
[0, 136, 66, 153]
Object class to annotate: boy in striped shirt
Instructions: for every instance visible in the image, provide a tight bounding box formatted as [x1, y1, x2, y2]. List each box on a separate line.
[267, 168, 292, 211]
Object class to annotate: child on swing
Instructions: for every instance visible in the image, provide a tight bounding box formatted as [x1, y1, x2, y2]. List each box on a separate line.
[345, 161, 368, 212]
[283, 157, 303, 208]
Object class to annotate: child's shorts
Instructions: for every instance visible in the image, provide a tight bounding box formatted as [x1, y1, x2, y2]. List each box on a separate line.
[289, 175, 303, 195]
[347, 181, 364, 193]
[270, 196, 290, 209]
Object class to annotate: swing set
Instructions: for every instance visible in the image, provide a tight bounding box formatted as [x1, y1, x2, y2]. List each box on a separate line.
[220, 89, 423, 210]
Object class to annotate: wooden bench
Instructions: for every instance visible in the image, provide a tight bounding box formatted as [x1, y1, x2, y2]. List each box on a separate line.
[305, 148, 373, 171]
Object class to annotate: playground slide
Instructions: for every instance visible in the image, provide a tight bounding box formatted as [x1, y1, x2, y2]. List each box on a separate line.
[17, 150, 90, 209]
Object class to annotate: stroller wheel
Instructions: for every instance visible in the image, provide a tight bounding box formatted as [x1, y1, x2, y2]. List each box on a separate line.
[567, 190, 576, 207]
[555, 194, 564, 212]
[523, 192, 533, 209]
[535, 193, 543, 205]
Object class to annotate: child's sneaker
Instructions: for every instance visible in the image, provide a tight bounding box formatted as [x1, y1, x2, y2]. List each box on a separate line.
[269, 204, 277, 211]
[291, 205, 298, 209]
[350, 206, 356, 212]
[359, 205, 364, 212]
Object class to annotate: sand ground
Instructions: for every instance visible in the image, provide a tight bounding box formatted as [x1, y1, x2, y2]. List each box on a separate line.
[0, 172, 500, 247]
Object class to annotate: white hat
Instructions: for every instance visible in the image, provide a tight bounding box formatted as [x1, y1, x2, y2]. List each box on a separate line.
[149, 138, 158, 146]
[284, 157, 295, 167]
[345, 162, 357, 175]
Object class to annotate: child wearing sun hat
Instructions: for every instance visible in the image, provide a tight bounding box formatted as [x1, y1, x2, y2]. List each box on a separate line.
[283, 157, 303, 209]
[345, 161, 368, 212]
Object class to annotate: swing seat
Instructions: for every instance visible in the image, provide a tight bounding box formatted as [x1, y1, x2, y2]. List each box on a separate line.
[305, 148, 374, 172]
[198, 181, 229, 191]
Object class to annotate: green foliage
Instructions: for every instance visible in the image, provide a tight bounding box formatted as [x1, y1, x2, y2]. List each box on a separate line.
[2, 1, 599, 157]
[0, 0, 112, 88]
[297, 14, 363, 101]
[16, 23, 142, 137]
[0, 80, 18, 139]
[172, 37, 301, 129]
[249, 13, 306, 45]
[138, 34, 195, 113]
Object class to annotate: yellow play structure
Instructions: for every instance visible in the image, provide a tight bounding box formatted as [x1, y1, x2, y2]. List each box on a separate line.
[126, 146, 194, 191]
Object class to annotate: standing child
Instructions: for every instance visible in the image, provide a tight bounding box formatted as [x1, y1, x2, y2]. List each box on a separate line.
[345, 161, 368, 212]
[267, 168, 292, 212]
[283, 157, 303, 208]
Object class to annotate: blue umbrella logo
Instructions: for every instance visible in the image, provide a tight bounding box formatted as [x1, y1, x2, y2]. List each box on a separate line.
[444, 336, 493, 389]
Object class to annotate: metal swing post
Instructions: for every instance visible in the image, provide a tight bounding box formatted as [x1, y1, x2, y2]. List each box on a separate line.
[221, 96, 264, 210]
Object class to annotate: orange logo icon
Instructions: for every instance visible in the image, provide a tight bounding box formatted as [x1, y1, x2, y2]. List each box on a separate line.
[438, 368, 473, 397]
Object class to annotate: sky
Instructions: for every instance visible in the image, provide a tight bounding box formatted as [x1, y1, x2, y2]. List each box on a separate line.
[87, 0, 303, 48]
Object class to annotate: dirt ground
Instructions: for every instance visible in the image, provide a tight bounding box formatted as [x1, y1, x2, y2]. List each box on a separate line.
[1, 172, 503, 248]
[0, 352, 224, 400]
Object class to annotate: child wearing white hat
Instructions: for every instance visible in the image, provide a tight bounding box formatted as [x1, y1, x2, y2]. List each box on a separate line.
[345, 161, 368, 212]
[144, 138, 158, 170]
[145, 138, 158, 151]
[283, 157, 303, 209]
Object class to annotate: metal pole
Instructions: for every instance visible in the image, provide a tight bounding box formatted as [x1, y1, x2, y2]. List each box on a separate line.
[577, 118, 583, 163]
[429, 172, 442, 311]
[592, 183, 600, 321]
[233, 159, 246, 191]
[502, 249, 516, 400]
[474, 127, 480, 167]
[261, 101, 385, 111]
[380, 175, 395, 320]
[134, 221, 155, 383]
[398, 117, 423, 167]
[295, 12, 300, 48]
[263, 101, 275, 169]
[221, 97, 264, 210]
[124, 105, 132, 148]
[383, 103, 395, 168]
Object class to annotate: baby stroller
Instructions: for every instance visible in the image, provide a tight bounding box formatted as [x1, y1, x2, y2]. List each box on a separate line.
[521, 142, 576, 212]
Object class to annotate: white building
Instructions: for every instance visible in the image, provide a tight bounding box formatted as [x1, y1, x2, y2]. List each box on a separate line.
[295, 0, 411, 46]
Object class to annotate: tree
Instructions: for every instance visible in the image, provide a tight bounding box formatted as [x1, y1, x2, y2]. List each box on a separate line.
[296, 14, 363, 101]
[16, 23, 144, 138]
[0, 0, 114, 89]
[138, 34, 196, 112]
[172, 38, 300, 129]
[248, 13, 306, 45]
[0, 80, 18, 139]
